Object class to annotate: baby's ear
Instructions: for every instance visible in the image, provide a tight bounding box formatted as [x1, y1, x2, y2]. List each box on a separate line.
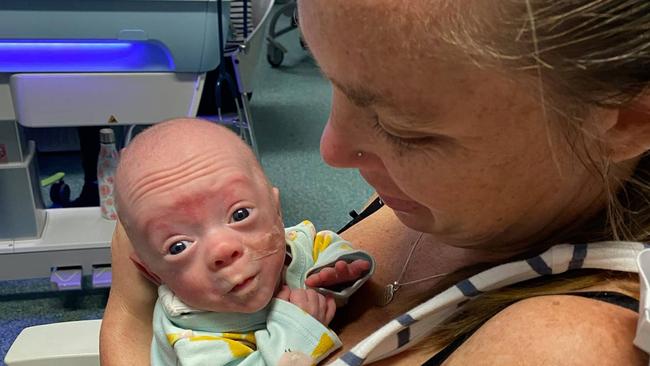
[129, 253, 162, 285]
[602, 94, 650, 162]
[272, 186, 283, 217]
[272, 186, 281, 205]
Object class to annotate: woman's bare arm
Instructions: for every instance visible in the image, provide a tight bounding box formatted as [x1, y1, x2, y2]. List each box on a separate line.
[445, 295, 648, 366]
[99, 220, 157, 365]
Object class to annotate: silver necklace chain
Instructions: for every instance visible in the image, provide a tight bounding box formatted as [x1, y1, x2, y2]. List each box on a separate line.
[381, 232, 449, 306]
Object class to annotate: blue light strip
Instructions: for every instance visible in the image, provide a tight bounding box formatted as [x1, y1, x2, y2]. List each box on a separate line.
[0, 41, 131, 49]
[0, 40, 175, 72]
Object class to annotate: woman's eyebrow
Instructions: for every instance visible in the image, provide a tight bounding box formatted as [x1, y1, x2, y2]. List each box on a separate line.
[325, 73, 383, 108]
[325, 73, 439, 126]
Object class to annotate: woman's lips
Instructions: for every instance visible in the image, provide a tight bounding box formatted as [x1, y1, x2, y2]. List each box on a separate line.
[378, 194, 421, 213]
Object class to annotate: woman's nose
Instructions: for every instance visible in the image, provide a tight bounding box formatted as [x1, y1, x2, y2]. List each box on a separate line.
[320, 117, 383, 171]
[320, 119, 361, 168]
[206, 238, 244, 269]
[320, 91, 379, 168]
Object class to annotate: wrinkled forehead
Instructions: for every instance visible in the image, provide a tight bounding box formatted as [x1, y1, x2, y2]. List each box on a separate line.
[123, 154, 270, 233]
[116, 126, 268, 219]
[122, 125, 257, 180]
[123, 151, 265, 204]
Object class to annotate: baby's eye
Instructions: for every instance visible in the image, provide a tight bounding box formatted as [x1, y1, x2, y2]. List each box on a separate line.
[168, 240, 192, 255]
[232, 208, 250, 222]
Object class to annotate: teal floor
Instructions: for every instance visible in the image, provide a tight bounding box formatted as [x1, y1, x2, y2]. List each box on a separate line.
[0, 24, 373, 363]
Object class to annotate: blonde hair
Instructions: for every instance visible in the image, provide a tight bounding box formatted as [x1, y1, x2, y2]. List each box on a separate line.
[419, 0, 649, 351]
[436, 0, 650, 241]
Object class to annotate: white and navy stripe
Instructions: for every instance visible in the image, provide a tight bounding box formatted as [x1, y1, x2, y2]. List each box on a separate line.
[328, 242, 646, 365]
[228, 0, 253, 46]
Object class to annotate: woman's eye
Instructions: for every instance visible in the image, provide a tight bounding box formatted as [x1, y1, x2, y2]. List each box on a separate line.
[371, 116, 441, 151]
[232, 208, 250, 222]
[168, 240, 191, 255]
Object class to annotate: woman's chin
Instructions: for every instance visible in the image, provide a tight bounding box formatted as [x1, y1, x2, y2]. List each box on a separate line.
[393, 209, 436, 233]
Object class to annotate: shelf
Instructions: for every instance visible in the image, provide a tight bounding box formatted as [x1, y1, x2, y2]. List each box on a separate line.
[13, 207, 116, 253]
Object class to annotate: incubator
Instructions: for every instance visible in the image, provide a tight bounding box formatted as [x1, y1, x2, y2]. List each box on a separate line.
[0, 0, 231, 288]
[1, 1, 286, 363]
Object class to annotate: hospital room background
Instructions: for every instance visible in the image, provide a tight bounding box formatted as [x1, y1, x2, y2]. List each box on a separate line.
[0, 1, 374, 364]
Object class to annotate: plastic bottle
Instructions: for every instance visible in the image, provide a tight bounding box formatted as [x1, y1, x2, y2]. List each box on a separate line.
[98, 128, 119, 220]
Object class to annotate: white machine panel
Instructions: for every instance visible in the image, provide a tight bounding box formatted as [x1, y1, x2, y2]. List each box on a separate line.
[13, 207, 116, 253]
[10, 72, 205, 127]
[0, 239, 12, 254]
[5, 320, 101, 366]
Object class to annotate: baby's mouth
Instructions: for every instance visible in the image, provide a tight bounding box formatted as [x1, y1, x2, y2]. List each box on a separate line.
[230, 275, 256, 293]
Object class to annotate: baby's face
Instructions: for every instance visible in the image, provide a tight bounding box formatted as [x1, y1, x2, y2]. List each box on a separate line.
[126, 154, 286, 314]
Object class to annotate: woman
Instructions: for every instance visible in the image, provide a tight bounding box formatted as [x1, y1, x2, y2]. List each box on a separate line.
[100, 0, 650, 364]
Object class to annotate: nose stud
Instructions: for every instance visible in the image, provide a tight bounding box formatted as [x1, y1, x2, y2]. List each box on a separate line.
[356, 151, 363, 158]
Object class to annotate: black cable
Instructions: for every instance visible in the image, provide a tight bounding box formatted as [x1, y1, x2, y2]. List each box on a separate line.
[215, 0, 239, 112]
[217, 0, 226, 67]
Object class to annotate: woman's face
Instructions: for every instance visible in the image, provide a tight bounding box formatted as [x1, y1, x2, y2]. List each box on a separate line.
[299, 1, 606, 250]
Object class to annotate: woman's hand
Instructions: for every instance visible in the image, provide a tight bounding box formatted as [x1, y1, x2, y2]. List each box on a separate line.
[304, 259, 371, 288]
[99, 220, 157, 365]
[276, 286, 336, 325]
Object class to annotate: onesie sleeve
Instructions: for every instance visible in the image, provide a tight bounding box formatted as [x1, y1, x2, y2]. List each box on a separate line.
[284, 220, 376, 306]
[307, 229, 376, 305]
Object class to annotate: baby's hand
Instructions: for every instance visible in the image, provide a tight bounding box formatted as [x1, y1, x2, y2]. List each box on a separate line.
[276, 286, 336, 326]
[304, 259, 371, 288]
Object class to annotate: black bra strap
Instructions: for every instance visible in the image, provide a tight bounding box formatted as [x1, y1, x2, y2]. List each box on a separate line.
[567, 291, 639, 312]
[337, 197, 384, 234]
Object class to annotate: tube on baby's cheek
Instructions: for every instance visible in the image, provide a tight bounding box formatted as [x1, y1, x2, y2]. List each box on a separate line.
[249, 226, 286, 261]
[251, 247, 282, 260]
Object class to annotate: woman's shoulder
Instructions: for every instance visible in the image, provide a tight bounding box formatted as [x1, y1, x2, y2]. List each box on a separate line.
[444, 294, 648, 365]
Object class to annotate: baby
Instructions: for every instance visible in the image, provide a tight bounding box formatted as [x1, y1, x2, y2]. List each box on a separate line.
[114, 118, 375, 366]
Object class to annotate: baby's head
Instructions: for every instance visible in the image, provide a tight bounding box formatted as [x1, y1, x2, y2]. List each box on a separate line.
[115, 118, 286, 313]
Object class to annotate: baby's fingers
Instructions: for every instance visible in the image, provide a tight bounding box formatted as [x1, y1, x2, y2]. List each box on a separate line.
[324, 296, 336, 325]
[306, 260, 371, 288]
[348, 259, 371, 276]
[305, 267, 337, 287]
[334, 260, 353, 279]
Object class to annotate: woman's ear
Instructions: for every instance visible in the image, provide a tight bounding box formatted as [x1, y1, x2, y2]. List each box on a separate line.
[602, 95, 650, 162]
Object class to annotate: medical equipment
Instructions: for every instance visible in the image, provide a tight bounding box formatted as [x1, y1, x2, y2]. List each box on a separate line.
[210, 0, 260, 155]
[266, 0, 303, 68]
[0, 0, 231, 287]
[5, 319, 103, 366]
[4, 0, 275, 363]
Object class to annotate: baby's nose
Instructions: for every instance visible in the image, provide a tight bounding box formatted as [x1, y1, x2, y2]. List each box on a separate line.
[208, 240, 243, 268]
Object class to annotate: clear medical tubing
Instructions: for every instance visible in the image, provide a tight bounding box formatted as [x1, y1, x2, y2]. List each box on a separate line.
[98, 128, 119, 220]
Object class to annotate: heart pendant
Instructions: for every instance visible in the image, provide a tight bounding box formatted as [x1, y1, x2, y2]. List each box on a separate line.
[381, 283, 397, 307]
